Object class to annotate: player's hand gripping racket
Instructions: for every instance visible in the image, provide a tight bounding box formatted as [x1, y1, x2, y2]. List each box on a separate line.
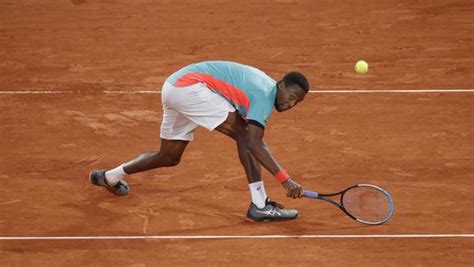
[303, 184, 394, 225]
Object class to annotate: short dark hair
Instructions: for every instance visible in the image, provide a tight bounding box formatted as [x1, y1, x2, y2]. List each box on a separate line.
[282, 71, 309, 93]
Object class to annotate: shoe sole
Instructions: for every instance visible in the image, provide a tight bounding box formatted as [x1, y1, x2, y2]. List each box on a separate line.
[246, 213, 298, 222]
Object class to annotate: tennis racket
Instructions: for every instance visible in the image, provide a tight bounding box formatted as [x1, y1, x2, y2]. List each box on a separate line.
[303, 184, 394, 225]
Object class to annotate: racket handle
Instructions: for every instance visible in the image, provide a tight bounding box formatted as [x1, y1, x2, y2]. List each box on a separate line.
[303, 190, 319, 199]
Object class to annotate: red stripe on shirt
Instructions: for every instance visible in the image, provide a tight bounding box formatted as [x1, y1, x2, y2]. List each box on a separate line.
[174, 72, 250, 112]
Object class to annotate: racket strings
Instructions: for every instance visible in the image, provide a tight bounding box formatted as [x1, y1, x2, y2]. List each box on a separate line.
[342, 186, 392, 223]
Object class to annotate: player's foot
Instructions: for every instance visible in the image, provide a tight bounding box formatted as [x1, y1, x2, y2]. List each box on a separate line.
[89, 170, 130, 196]
[246, 198, 298, 222]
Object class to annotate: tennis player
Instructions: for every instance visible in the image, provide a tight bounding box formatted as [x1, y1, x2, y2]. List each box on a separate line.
[90, 61, 309, 222]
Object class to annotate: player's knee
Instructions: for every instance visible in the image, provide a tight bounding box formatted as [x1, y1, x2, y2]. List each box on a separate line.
[236, 131, 248, 143]
[236, 136, 249, 149]
[171, 158, 181, 166]
[155, 149, 184, 167]
[163, 157, 180, 167]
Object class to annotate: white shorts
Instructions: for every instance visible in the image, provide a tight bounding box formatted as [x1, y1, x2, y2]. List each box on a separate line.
[160, 82, 236, 141]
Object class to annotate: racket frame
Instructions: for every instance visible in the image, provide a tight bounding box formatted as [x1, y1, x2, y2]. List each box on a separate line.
[303, 184, 395, 225]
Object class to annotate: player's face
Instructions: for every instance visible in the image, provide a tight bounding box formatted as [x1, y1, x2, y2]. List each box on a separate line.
[275, 82, 306, 112]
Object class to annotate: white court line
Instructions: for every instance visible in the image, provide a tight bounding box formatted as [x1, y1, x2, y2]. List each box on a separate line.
[308, 89, 474, 93]
[105, 90, 160, 94]
[0, 90, 74, 94]
[98, 89, 474, 94]
[1, 89, 474, 94]
[1, 234, 473, 240]
[103, 89, 474, 94]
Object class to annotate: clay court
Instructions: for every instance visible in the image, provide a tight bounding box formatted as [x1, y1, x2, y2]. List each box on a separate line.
[1, 0, 473, 266]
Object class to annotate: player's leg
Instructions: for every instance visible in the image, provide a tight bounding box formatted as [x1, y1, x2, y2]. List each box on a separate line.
[214, 112, 261, 184]
[122, 138, 189, 174]
[90, 82, 198, 196]
[90, 138, 189, 196]
[215, 112, 267, 207]
[215, 112, 298, 222]
[93, 102, 196, 190]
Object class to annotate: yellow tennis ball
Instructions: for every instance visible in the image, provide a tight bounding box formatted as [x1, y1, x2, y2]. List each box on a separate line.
[355, 60, 369, 74]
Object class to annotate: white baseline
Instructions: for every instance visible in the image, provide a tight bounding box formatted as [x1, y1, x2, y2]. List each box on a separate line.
[104, 89, 474, 94]
[1, 234, 473, 240]
[1, 89, 474, 94]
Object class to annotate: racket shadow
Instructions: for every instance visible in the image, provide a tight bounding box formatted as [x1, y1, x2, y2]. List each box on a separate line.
[304, 224, 374, 232]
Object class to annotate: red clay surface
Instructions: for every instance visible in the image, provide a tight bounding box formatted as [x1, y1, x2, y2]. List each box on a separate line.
[1, 0, 473, 266]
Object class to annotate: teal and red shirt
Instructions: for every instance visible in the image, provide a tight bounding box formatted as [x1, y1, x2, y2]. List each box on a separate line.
[166, 61, 277, 127]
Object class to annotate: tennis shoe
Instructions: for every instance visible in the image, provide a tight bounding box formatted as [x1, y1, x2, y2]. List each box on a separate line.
[89, 170, 129, 196]
[246, 198, 298, 222]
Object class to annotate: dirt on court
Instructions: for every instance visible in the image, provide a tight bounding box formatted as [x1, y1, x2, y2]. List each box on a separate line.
[0, 0, 473, 266]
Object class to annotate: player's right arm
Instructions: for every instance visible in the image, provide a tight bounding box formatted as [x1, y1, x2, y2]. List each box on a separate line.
[246, 121, 303, 198]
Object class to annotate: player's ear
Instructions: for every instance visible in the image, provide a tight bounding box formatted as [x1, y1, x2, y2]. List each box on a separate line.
[277, 80, 286, 90]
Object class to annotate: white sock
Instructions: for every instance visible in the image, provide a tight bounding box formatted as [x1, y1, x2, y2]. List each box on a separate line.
[105, 164, 127, 186]
[248, 181, 268, 209]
